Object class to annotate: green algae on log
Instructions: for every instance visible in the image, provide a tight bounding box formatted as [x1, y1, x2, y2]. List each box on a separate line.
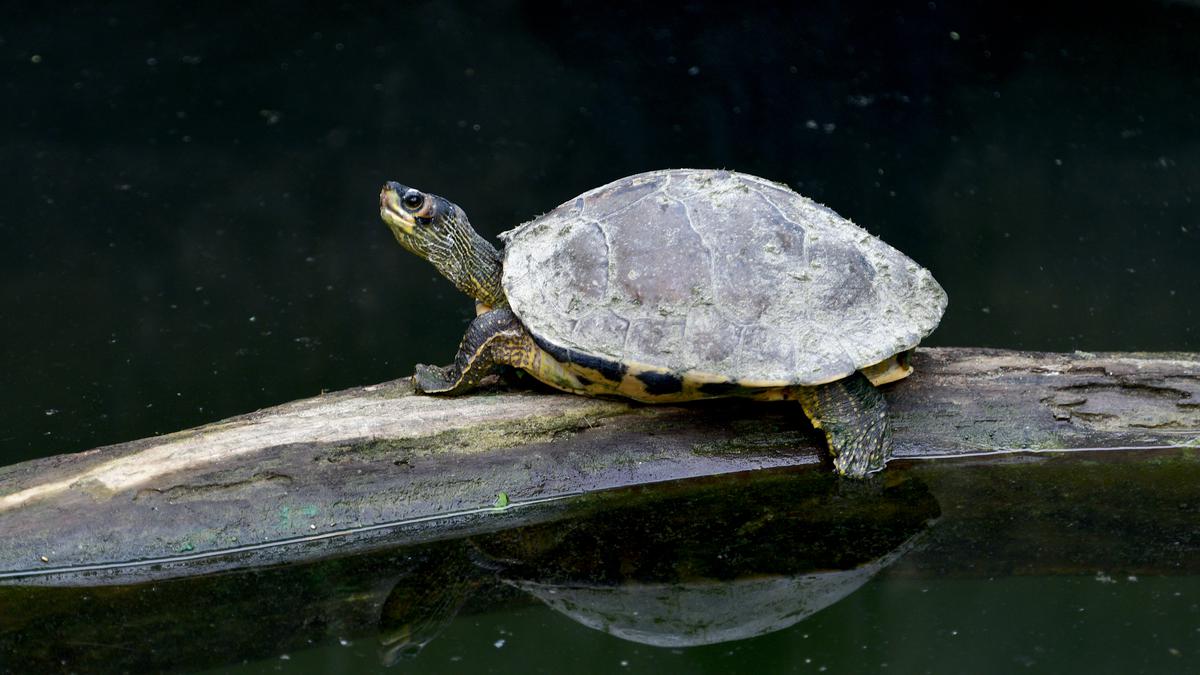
[0, 347, 1197, 586]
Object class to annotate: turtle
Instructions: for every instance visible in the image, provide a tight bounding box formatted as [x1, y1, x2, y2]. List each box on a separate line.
[379, 169, 947, 477]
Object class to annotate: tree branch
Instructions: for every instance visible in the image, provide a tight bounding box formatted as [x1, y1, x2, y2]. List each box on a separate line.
[0, 347, 1196, 585]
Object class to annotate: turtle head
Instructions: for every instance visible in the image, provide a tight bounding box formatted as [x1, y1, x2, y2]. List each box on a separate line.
[379, 182, 506, 308]
[379, 182, 463, 257]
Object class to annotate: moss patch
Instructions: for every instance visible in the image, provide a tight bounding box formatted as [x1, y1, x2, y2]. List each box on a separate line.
[691, 430, 810, 457]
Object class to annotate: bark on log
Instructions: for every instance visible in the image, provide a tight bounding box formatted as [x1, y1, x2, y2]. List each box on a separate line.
[0, 347, 1197, 586]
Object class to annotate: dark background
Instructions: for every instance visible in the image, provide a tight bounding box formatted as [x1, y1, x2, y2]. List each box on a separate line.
[2, 1, 1198, 465]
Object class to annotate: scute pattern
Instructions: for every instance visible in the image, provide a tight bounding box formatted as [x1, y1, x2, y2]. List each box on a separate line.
[500, 169, 947, 386]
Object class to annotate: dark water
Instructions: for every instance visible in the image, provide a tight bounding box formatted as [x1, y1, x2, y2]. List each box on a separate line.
[2, 1, 1199, 672]
[3, 1, 1198, 465]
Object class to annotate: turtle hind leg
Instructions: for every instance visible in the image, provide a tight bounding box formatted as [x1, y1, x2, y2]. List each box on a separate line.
[794, 372, 892, 478]
[414, 309, 535, 395]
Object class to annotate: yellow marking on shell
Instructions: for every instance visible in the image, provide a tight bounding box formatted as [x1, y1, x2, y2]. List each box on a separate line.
[617, 364, 673, 401]
[518, 344, 916, 404]
[860, 353, 914, 386]
[540, 359, 755, 403]
[747, 388, 791, 402]
[524, 343, 589, 393]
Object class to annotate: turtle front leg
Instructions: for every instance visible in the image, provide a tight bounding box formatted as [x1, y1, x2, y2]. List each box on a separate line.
[414, 309, 534, 395]
[792, 372, 891, 478]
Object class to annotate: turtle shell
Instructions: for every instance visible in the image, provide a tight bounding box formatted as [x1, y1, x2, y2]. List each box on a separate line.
[499, 169, 947, 387]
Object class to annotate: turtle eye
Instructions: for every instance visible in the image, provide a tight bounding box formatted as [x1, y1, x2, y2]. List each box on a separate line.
[402, 189, 425, 211]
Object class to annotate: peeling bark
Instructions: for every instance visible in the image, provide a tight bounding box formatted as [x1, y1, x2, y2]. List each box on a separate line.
[0, 347, 1197, 585]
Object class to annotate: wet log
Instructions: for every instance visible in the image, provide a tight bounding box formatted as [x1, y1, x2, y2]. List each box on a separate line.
[0, 347, 1197, 585]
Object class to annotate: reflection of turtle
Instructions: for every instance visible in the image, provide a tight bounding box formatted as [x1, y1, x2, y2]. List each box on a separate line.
[377, 545, 482, 664]
[509, 530, 923, 648]
[374, 472, 939, 657]
[380, 169, 946, 476]
[482, 473, 939, 648]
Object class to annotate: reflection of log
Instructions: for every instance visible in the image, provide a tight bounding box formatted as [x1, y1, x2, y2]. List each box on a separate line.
[2, 460, 1198, 674]
[0, 347, 1197, 584]
[1, 469, 936, 672]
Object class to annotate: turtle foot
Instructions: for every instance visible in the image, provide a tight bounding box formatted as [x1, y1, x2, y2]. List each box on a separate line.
[795, 372, 892, 480]
[413, 363, 456, 394]
[832, 434, 888, 478]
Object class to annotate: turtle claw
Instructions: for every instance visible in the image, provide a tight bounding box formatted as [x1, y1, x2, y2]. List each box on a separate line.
[413, 363, 455, 394]
[833, 439, 887, 478]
